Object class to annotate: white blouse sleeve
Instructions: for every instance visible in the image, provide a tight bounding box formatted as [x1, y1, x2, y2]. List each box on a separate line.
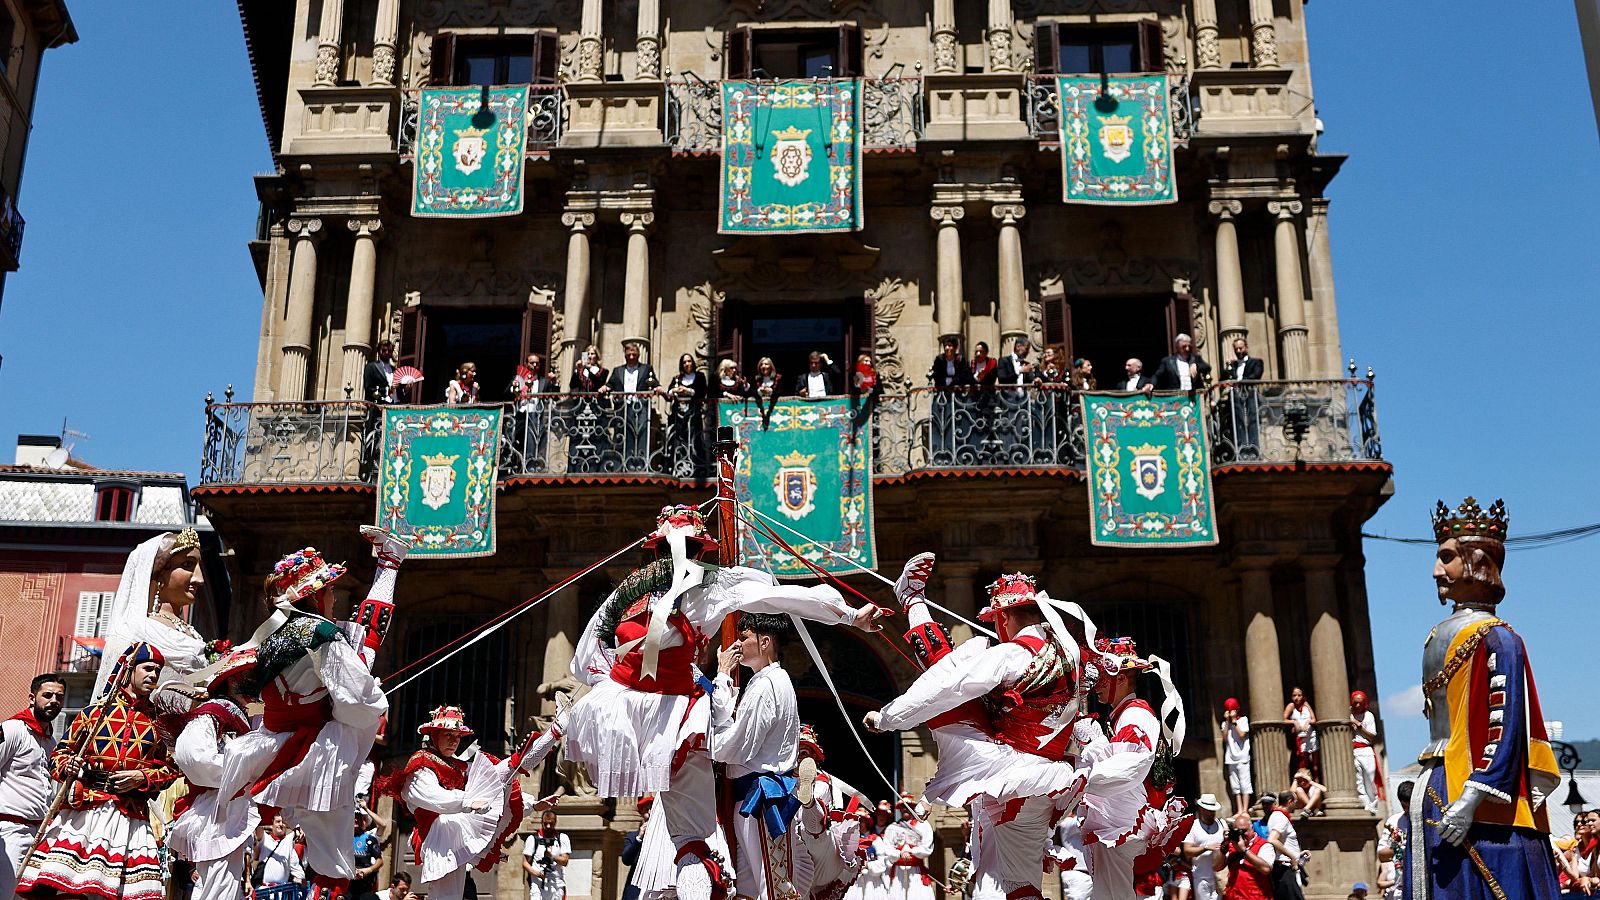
[174, 715, 226, 789]
[876, 640, 1030, 731]
[316, 638, 389, 730]
[710, 673, 779, 767]
[691, 567, 857, 630]
[402, 767, 467, 815]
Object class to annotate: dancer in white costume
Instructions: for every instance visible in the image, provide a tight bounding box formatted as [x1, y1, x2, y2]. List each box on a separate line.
[793, 726, 870, 900]
[166, 648, 262, 900]
[93, 528, 212, 722]
[562, 506, 886, 900]
[878, 795, 934, 900]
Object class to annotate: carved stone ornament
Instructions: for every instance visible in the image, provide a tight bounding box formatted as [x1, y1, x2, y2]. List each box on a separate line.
[1013, 0, 1182, 14]
[1252, 23, 1279, 68]
[1195, 24, 1222, 70]
[287, 217, 323, 238]
[372, 42, 398, 86]
[867, 278, 911, 394]
[932, 30, 958, 74]
[722, 0, 877, 22]
[576, 35, 603, 81]
[987, 27, 1014, 73]
[636, 36, 661, 79]
[1035, 257, 1199, 294]
[415, 0, 579, 28]
[314, 42, 340, 87]
[685, 283, 722, 372]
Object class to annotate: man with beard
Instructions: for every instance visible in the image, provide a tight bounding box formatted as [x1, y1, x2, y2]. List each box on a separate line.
[0, 675, 70, 899]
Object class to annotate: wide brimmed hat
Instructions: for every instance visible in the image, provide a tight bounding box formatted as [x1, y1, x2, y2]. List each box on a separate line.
[206, 647, 259, 694]
[1196, 793, 1222, 812]
[418, 705, 474, 737]
[641, 505, 719, 555]
[798, 724, 824, 762]
[269, 547, 347, 603]
[978, 573, 1039, 621]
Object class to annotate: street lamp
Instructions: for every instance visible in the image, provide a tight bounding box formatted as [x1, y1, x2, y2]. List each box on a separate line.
[1552, 740, 1588, 814]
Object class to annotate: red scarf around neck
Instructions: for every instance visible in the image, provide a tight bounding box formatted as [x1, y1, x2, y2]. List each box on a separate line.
[7, 708, 46, 738]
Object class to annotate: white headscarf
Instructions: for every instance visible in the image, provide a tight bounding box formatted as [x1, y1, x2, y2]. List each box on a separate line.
[92, 532, 207, 707]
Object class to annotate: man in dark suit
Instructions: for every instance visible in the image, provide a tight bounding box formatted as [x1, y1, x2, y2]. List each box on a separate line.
[927, 337, 976, 463]
[793, 351, 843, 398]
[1152, 334, 1211, 392]
[363, 340, 397, 404]
[1221, 337, 1263, 460]
[1117, 358, 1151, 392]
[601, 343, 659, 469]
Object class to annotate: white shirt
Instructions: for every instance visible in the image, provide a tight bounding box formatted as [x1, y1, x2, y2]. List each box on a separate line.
[1184, 817, 1224, 886]
[256, 833, 304, 885]
[1231, 357, 1251, 380]
[1176, 357, 1193, 390]
[1125, 374, 1143, 389]
[807, 372, 827, 397]
[1224, 715, 1251, 764]
[1266, 809, 1300, 859]
[876, 625, 1056, 732]
[711, 662, 799, 778]
[623, 365, 642, 393]
[524, 831, 572, 892]
[1007, 355, 1028, 385]
[1352, 710, 1377, 747]
[0, 717, 56, 820]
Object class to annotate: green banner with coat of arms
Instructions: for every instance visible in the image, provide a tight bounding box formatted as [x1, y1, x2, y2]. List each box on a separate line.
[720, 80, 863, 234]
[1082, 392, 1217, 547]
[721, 398, 875, 578]
[376, 406, 502, 558]
[1057, 75, 1177, 205]
[412, 86, 530, 218]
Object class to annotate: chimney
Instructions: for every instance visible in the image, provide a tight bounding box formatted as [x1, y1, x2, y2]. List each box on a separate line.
[15, 435, 61, 467]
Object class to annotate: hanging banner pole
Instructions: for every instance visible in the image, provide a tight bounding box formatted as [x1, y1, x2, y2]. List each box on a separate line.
[713, 423, 742, 875]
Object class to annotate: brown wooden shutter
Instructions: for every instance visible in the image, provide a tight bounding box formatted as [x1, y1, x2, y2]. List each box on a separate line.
[1166, 290, 1194, 348]
[837, 24, 863, 78]
[1042, 295, 1070, 353]
[398, 304, 427, 403]
[1034, 21, 1060, 75]
[522, 302, 553, 361]
[430, 32, 457, 85]
[712, 300, 740, 369]
[856, 294, 875, 361]
[533, 31, 560, 84]
[727, 27, 753, 79]
[1138, 19, 1164, 73]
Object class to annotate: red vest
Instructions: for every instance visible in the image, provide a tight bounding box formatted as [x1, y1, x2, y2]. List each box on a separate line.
[609, 595, 703, 695]
[987, 635, 1077, 761]
[1225, 837, 1274, 900]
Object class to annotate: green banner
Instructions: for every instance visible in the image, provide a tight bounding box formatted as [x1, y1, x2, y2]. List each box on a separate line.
[1082, 393, 1217, 547]
[720, 80, 862, 234]
[721, 399, 875, 578]
[1057, 75, 1176, 205]
[376, 406, 502, 558]
[412, 86, 530, 218]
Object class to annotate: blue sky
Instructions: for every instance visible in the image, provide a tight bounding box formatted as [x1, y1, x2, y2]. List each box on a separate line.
[0, 4, 1596, 762]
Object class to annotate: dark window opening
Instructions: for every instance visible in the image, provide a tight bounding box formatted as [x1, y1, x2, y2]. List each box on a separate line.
[727, 25, 863, 79]
[419, 307, 526, 404]
[94, 485, 136, 522]
[717, 299, 871, 387]
[0, 9, 14, 74]
[1041, 292, 1192, 384]
[1034, 20, 1163, 75]
[430, 32, 560, 86]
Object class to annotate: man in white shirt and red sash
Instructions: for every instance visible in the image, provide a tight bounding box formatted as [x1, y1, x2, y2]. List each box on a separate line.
[1348, 690, 1381, 814]
[0, 674, 67, 900]
[878, 794, 934, 900]
[793, 725, 870, 900]
[216, 526, 409, 900]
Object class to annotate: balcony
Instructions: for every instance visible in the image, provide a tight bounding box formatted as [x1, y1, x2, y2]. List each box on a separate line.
[1026, 74, 1194, 148]
[398, 83, 566, 157]
[666, 77, 924, 156]
[0, 181, 25, 269]
[197, 380, 1382, 491]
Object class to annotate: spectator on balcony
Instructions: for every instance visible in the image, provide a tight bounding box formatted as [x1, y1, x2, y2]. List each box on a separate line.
[997, 337, 1037, 388]
[968, 341, 999, 454]
[715, 359, 751, 400]
[570, 345, 609, 393]
[971, 341, 998, 387]
[1283, 687, 1319, 779]
[1222, 337, 1264, 460]
[666, 354, 709, 477]
[1222, 697, 1252, 817]
[603, 343, 659, 470]
[445, 362, 480, 405]
[1069, 357, 1097, 392]
[1118, 358, 1152, 393]
[1288, 769, 1326, 819]
[364, 340, 397, 404]
[1348, 690, 1380, 814]
[795, 351, 842, 399]
[567, 345, 611, 472]
[511, 354, 559, 469]
[928, 338, 975, 463]
[1035, 347, 1070, 463]
[1153, 334, 1211, 393]
[851, 354, 882, 437]
[752, 357, 783, 429]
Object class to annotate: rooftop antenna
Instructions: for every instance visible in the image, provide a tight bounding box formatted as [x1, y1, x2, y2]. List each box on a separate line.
[58, 417, 91, 463]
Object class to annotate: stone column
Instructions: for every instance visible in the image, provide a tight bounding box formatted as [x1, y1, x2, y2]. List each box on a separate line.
[931, 0, 959, 74]
[1304, 561, 1361, 811]
[986, 0, 1014, 73]
[313, 0, 345, 87]
[253, 222, 291, 400]
[1248, 0, 1279, 68]
[541, 583, 579, 715]
[372, 0, 400, 86]
[560, 211, 596, 363]
[1193, 0, 1222, 69]
[1316, 720, 1363, 812]
[931, 206, 965, 343]
[942, 565, 979, 644]
[993, 204, 1028, 347]
[1209, 199, 1246, 346]
[620, 211, 654, 350]
[1306, 198, 1343, 378]
[1240, 565, 1290, 794]
[340, 219, 383, 400]
[577, 0, 604, 82]
[1268, 200, 1309, 378]
[279, 217, 323, 402]
[635, 0, 661, 79]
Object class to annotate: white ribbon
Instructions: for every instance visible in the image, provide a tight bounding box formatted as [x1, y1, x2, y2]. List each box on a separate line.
[639, 530, 703, 680]
[1147, 654, 1187, 750]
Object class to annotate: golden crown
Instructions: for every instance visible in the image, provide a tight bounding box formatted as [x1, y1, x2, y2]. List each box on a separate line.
[772, 125, 812, 141]
[421, 452, 459, 467]
[776, 450, 816, 467]
[172, 527, 201, 554]
[1431, 496, 1509, 544]
[453, 125, 488, 140]
[1101, 113, 1133, 126]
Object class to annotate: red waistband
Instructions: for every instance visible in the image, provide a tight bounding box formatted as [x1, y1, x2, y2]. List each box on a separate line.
[610, 652, 695, 695]
[1353, 740, 1372, 749]
[262, 690, 333, 732]
[0, 813, 41, 826]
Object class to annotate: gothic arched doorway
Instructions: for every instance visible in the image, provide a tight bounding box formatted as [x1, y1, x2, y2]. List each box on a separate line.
[783, 627, 901, 803]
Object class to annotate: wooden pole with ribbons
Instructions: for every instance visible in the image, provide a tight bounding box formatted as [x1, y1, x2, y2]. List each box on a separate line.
[713, 424, 741, 876]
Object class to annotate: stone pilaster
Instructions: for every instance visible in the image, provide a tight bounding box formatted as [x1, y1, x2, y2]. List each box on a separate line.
[1239, 565, 1282, 725]
[253, 222, 291, 401]
[1268, 199, 1309, 378]
[577, 0, 604, 82]
[372, 0, 400, 86]
[560, 211, 596, 363]
[313, 0, 344, 87]
[620, 211, 654, 350]
[279, 217, 323, 401]
[931, 206, 965, 343]
[1209, 199, 1247, 347]
[1248, 0, 1279, 68]
[1306, 197, 1343, 378]
[941, 564, 979, 645]
[993, 204, 1027, 347]
[635, 0, 661, 79]
[339, 219, 383, 401]
[986, 0, 1014, 73]
[932, 0, 959, 74]
[1194, 0, 1222, 69]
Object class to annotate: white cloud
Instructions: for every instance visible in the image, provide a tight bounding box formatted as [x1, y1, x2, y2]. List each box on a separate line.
[1384, 684, 1426, 719]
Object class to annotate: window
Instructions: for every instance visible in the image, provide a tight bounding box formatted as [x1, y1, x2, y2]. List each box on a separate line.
[94, 484, 137, 522]
[430, 32, 560, 86]
[1033, 20, 1163, 75]
[0, 8, 14, 75]
[727, 25, 863, 79]
[74, 591, 113, 639]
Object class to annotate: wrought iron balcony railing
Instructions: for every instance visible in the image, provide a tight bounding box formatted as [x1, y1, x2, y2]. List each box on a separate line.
[667, 77, 923, 155]
[0, 181, 25, 266]
[398, 84, 566, 156]
[197, 380, 1381, 489]
[1026, 73, 1193, 148]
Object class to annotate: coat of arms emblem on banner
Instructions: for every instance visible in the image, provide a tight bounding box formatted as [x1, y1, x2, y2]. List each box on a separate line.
[420, 452, 460, 510]
[770, 125, 814, 187]
[1097, 114, 1135, 163]
[1128, 443, 1168, 501]
[773, 450, 819, 520]
[452, 126, 488, 175]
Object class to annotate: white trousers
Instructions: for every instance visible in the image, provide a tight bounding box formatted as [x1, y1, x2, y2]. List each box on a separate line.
[969, 795, 1053, 900]
[662, 750, 725, 900]
[291, 807, 356, 879]
[1191, 878, 1220, 900]
[1060, 871, 1094, 900]
[732, 805, 798, 900]
[1354, 747, 1379, 813]
[193, 852, 247, 900]
[1088, 842, 1141, 900]
[0, 818, 36, 900]
[428, 866, 468, 900]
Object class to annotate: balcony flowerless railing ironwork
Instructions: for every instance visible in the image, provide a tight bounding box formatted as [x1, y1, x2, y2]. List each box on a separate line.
[667, 77, 923, 155]
[198, 381, 1381, 489]
[398, 83, 566, 156]
[1026, 73, 1193, 148]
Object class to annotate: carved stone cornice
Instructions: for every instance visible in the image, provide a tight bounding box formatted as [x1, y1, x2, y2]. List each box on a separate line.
[1267, 199, 1303, 219]
[287, 217, 324, 240]
[347, 218, 384, 238]
[929, 206, 965, 227]
[1207, 199, 1242, 219]
[561, 211, 596, 230]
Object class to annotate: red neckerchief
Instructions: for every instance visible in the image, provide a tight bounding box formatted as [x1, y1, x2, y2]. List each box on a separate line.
[7, 708, 46, 738]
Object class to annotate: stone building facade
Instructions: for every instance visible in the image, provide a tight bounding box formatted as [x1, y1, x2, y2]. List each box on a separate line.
[212, 1, 1392, 896]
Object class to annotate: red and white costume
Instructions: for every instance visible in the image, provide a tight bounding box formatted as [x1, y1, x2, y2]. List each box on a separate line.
[877, 801, 934, 900]
[378, 707, 527, 900]
[793, 733, 871, 900]
[0, 703, 55, 900]
[1349, 691, 1380, 814]
[216, 529, 407, 900]
[167, 648, 262, 900]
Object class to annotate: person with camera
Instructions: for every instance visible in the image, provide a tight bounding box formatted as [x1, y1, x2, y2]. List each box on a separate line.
[523, 810, 571, 900]
[1215, 811, 1276, 900]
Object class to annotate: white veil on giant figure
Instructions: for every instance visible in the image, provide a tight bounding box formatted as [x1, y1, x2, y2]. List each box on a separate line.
[92, 531, 208, 712]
